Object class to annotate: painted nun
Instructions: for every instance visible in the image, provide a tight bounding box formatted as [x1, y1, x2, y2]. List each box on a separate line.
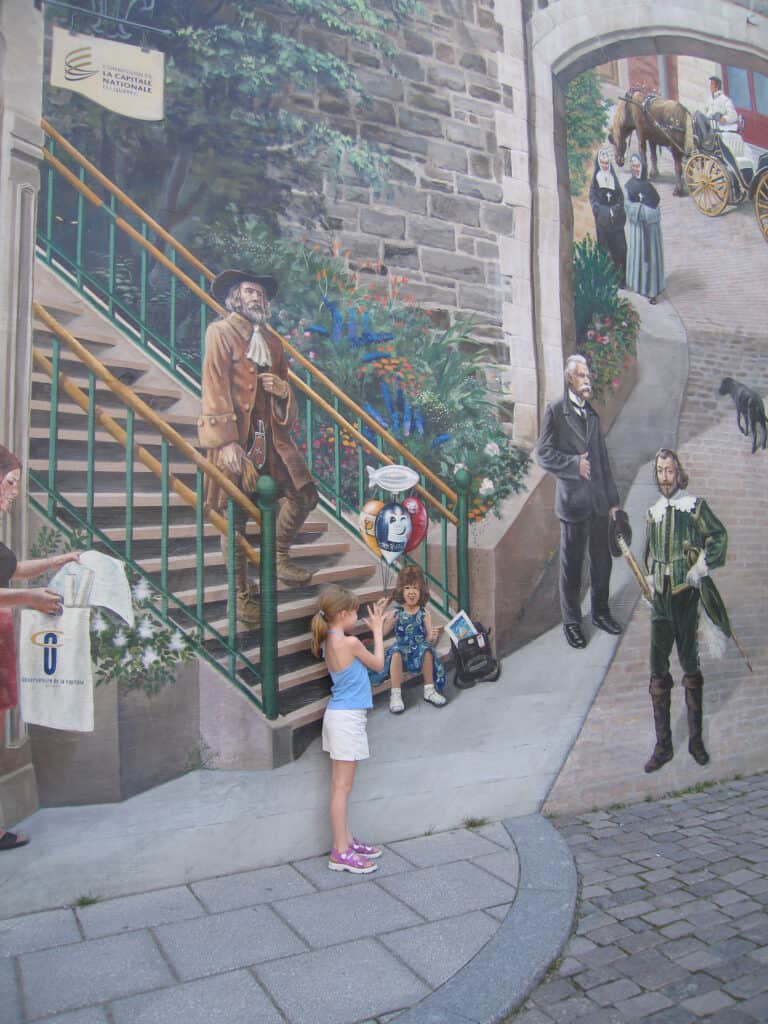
[589, 147, 626, 285]
[625, 152, 665, 305]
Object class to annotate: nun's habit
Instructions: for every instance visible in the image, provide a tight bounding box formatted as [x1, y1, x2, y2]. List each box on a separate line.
[589, 148, 627, 284]
[625, 153, 664, 303]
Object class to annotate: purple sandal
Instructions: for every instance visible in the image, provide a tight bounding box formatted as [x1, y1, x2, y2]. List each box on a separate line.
[351, 838, 382, 859]
[328, 847, 377, 874]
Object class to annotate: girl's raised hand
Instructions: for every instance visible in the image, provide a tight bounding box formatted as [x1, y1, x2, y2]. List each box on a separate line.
[363, 598, 387, 630]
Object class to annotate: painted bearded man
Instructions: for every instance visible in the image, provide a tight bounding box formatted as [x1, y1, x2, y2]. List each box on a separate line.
[643, 449, 729, 773]
[198, 269, 318, 625]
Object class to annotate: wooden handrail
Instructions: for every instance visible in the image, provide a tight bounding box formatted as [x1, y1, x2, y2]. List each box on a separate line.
[41, 118, 213, 282]
[33, 302, 263, 535]
[41, 125, 459, 510]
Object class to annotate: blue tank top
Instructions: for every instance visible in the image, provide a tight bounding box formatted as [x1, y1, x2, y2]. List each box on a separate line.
[327, 656, 372, 710]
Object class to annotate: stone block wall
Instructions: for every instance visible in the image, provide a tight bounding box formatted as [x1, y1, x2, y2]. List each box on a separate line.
[286, 0, 537, 439]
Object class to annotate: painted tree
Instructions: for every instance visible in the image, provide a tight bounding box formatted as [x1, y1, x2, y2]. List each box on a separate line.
[565, 69, 611, 195]
[45, 0, 421, 232]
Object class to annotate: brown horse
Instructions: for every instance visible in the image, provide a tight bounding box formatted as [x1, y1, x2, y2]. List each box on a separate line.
[608, 89, 694, 196]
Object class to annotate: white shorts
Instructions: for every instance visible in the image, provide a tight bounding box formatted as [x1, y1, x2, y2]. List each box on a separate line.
[322, 708, 369, 761]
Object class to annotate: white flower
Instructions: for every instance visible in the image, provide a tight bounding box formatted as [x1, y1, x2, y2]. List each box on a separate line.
[168, 631, 186, 654]
[454, 463, 468, 474]
[121, 651, 134, 667]
[484, 442, 501, 457]
[137, 618, 155, 640]
[479, 478, 495, 496]
[91, 612, 108, 635]
[113, 629, 128, 648]
[132, 579, 152, 603]
[141, 648, 159, 669]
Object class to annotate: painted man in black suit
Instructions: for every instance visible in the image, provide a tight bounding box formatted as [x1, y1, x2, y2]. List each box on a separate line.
[536, 354, 623, 649]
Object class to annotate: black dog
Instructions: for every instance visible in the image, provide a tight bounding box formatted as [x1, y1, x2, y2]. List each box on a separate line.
[718, 377, 768, 453]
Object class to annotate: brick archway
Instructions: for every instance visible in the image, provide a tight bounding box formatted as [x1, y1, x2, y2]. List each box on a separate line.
[495, 0, 768, 440]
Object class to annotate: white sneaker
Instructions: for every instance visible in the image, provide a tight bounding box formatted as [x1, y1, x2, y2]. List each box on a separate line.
[389, 688, 405, 714]
[424, 685, 447, 707]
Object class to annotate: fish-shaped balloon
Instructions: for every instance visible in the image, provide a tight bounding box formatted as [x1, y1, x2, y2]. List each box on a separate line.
[366, 464, 420, 494]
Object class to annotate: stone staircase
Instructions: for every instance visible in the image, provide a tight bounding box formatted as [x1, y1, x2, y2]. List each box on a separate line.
[29, 261, 451, 757]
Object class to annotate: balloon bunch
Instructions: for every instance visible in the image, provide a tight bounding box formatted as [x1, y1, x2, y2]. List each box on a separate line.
[359, 465, 429, 591]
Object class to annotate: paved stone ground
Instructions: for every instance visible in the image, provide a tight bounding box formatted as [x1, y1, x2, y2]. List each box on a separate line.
[507, 773, 768, 1024]
[0, 823, 519, 1024]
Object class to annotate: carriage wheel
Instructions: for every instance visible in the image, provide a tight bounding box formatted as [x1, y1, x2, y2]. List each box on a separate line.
[684, 154, 730, 216]
[754, 171, 768, 242]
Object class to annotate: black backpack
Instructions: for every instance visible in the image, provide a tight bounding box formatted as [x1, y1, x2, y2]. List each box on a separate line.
[453, 622, 501, 689]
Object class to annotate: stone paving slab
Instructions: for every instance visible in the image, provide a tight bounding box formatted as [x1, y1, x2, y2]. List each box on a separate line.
[378, 910, 499, 988]
[378, 859, 517, 921]
[19, 931, 174, 1019]
[76, 885, 205, 939]
[190, 863, 314, 911]
[254, 937, 430, 1024]
[154, 904, 307, 980]
[0, 907, 81, 957]
[109, 970, 284, 1024]
[507, 777, 768, 1024]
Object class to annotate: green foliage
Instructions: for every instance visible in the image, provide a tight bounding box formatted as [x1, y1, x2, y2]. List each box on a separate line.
[572, 236, 639, 401]
[565, 70, 611, 195]
[199, 214, 529, 519]
[45, 1, 422, 228]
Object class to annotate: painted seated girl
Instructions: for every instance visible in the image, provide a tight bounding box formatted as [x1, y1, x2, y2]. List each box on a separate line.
[371, 565, 447, 714]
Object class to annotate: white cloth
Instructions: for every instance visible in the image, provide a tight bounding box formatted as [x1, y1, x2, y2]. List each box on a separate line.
[245, 327, 272, 367]
[19, 607, 94, 731]
[50, 550, 134, 625]
[705, 91, 738, 132]
[596, 170, 614, 190]
[322, 708, 369, 760]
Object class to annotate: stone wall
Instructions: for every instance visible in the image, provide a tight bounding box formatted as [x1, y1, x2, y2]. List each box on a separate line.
[290, 0, 535, 438]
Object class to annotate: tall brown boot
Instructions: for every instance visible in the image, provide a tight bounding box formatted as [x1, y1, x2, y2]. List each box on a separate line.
[275, 496, 313, 587]
[644, 673, 674, 773]
[683, 672, 709, 765]
[222, 536, 260, 626]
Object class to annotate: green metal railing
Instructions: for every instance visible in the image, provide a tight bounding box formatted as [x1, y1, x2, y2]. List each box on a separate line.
[36, 119, 470, 614]
[31, 304, 280, 719]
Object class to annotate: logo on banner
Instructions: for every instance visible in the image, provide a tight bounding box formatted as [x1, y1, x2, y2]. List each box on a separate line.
[30, 629, 66, 675]
[64, 45, 99, 82]
[51, 27, 165, 121]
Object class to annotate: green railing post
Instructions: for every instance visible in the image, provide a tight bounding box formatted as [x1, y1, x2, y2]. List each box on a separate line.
[455, 468, 471, 615]
[257, 474, 279, 721]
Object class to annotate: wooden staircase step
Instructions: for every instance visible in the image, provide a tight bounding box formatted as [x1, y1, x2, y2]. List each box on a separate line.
[98, 520, 330, 542]
[32, 370, 181, 404]
[33, 321, 116, 348]
[30, 400, 200, 428]
[34, 341, 154, 375]
[29, 458, 199, 477]
[139, 539, 353, 574]
[173, 562, 375, 606]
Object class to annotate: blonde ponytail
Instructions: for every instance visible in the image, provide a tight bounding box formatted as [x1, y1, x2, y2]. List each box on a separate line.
[311, 584, 360, 658]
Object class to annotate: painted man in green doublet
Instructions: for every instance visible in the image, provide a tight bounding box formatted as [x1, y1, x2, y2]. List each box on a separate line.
[643, 449, 728, 774]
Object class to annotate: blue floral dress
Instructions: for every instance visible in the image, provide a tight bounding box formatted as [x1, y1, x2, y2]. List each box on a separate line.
[370, 606, 446, 691]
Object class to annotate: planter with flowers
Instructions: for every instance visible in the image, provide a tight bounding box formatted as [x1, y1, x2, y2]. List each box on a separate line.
[27, 526, 202, 807]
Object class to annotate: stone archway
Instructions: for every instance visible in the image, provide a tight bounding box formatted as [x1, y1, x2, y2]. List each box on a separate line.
[495, 0, 768, 439]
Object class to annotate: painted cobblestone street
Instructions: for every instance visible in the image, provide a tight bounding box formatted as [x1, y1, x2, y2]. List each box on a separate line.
[509, 774, 768, 1024]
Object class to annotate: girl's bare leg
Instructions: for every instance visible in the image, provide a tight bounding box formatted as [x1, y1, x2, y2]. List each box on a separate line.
[389, 652, 405, 713]
[330, 759, 356, 851]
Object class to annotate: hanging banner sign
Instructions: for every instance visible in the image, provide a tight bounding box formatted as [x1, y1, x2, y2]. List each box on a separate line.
[50, 26, 164, 121]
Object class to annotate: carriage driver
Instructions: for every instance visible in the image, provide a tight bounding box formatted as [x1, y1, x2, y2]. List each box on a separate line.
[703, 76, 739, 133]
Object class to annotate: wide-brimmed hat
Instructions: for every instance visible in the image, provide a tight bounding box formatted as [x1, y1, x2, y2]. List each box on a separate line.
[210, 269, 279, 304]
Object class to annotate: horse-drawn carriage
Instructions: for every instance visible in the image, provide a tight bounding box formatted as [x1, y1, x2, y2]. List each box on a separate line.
[609, 88, 768, 242]
[683, 119, 768, 240]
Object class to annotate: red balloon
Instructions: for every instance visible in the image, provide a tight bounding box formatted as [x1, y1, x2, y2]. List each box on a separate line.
[402, 495, 428, 552]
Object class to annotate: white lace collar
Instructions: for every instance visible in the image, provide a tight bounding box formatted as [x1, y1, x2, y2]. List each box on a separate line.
[649, 491, 698, 523]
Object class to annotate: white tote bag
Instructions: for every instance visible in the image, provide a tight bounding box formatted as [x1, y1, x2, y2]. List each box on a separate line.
[19, 608, 94, 732]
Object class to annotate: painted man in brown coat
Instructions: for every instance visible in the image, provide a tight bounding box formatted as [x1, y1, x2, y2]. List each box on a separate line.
[199, 269, 318, 624]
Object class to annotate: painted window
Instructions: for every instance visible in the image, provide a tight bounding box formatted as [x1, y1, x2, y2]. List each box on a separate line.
[726, 66, 751, 110]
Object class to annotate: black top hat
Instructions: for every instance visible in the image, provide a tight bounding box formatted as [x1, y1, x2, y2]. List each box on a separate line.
[211, 269, 279, 305]
[608, 509, 633, 559]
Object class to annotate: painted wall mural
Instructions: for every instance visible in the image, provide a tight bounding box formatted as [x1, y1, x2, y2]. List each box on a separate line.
[0, 0, 766, 848]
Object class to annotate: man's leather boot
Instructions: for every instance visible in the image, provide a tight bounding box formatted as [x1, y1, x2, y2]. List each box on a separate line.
[234, 548, 261, 627]
[275, 497, 313, 587]
[683, 671, 709, 765]
[644, 673, 674, 773]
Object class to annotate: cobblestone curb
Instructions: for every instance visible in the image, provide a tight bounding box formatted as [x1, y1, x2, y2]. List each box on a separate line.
[396, 814, 577, 1024]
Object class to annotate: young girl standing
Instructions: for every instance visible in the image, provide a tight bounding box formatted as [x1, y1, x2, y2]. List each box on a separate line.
[372, 565, 447, 714]
[311, 585, 387, 874]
